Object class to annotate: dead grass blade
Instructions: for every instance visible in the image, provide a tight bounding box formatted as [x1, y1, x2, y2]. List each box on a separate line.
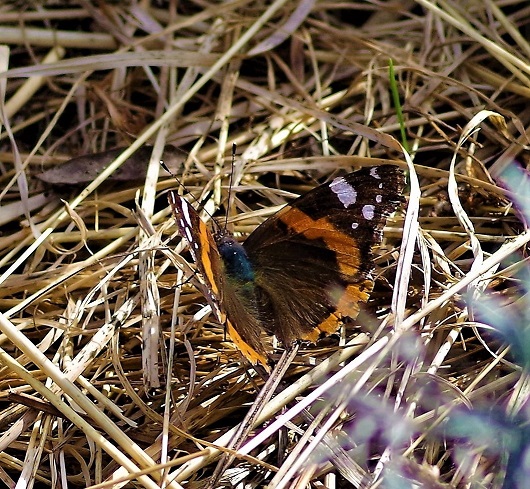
[1, 2, 530, 487]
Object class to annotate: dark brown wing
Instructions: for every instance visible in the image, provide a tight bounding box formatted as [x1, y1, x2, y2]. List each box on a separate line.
[168, 192, 269, 368]
[243, 165, 405, 346]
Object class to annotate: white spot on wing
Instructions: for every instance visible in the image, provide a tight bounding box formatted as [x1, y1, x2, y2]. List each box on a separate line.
[378, 183, 383, 189]
[370, 167, 381, 179]
[352, 222, 359, 230]
[184, 227, 194, 244]
[362, 204, 375, 220]
[330, 177, 357, 207]
[376, 194, 382, 203]
[181, 199, 192, 225]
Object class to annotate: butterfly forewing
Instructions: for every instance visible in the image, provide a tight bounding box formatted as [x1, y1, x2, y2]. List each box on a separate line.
[167, 191, 223, 308]
[243, 165, 405, 345]
[168, 191, 270, 368]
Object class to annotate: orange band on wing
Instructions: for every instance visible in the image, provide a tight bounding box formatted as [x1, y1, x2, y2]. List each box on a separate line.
[198, 219, 220, 297]
[226, 320, 270, 371]
[278, 208, 363, 276]
[302, 282, 373, 342]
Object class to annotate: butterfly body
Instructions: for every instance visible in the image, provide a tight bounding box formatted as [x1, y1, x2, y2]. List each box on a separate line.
[169, 165, 405, 369]
[216, 235, 255, 282]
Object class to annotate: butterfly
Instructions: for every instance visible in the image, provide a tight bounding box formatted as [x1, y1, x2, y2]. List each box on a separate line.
[168, 165, 405, 370]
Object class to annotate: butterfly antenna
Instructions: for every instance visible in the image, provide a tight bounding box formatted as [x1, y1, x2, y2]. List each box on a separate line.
[222, 143, 237, 233]
[162, 160, 217, 224]
[161, 160, 186, 195]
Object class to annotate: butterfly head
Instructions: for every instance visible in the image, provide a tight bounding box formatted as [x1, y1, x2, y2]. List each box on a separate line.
[215, 233, 255, 283]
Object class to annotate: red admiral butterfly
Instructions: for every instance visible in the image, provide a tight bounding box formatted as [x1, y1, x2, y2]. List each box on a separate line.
[168, 165, 405, 370]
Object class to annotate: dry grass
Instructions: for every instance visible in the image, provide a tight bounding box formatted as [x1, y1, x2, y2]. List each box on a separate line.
[0, 1, 530, 488]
